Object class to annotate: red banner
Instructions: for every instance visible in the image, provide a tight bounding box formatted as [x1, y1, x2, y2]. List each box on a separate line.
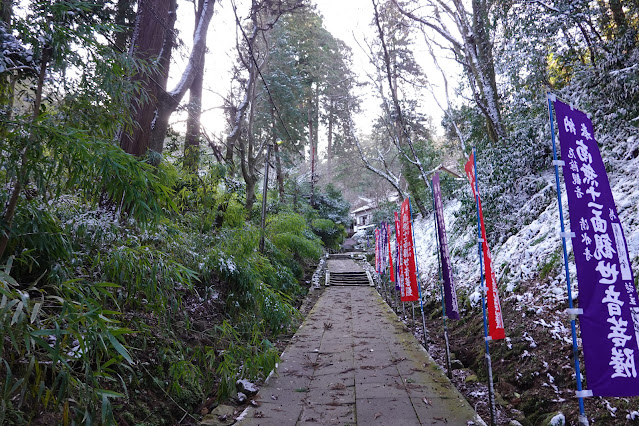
[394, 212, 402, 288]
[399, 198, 419, 302]
[375, 228, 380, 273]
[465, 153, 505, 340]
[387, 222, 395, 282]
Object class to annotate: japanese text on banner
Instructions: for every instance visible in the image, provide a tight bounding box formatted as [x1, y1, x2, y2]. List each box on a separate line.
[554, 99, 639, 396]
[399, 199, 419, 302]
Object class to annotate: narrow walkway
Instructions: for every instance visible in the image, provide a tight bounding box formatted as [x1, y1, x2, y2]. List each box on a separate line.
[238, 285, 482, 425]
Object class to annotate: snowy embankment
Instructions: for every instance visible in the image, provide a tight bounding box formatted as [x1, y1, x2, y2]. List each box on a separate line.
[408, 155, 639, 421]
[412, 156, 639, 313]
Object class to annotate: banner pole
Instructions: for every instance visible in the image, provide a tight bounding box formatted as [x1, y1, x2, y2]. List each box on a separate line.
[471, 148, 497, 426]
[412, 301, 416, 334]
[431, 179, 453, 379]
[382, 271, 388, 304]
[408, 197, 429, 351]
[392, 284, 397, 311]
[547, 93, 588, 426]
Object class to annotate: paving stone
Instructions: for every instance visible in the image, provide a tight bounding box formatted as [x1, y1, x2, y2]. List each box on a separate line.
[298, 400, 356, 425]
[309, 372, 355, 389]
[355, 381, 408, 399]
[411, 395, 479, 424]
[302, 387, 355, 405]
[355, 397, 420, 426]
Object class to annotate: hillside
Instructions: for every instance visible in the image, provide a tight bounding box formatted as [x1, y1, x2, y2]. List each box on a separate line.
[405, 151, 639, 424]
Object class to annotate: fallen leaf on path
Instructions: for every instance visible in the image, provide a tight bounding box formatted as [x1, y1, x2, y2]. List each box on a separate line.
[374, 412, 382, 419]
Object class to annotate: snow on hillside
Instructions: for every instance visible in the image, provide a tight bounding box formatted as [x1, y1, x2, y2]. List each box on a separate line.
[406, 153, 639, 422]
[412, 155, 639, 313]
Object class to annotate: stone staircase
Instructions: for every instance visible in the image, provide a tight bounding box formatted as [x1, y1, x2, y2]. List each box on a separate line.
[329, 271, 370, 286]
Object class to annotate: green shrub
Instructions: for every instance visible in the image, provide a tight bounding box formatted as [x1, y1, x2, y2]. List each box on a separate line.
[0, 266, 133, 424]
[267, 213, 322, 262]
[311, 218, 345, 251]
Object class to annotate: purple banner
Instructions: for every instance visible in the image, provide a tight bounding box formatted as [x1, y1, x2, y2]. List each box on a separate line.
[380, 221, 388, 274]
[433, 172, 460, 320]
[375, 228, 380, 273]
[554, 99, 639, 396]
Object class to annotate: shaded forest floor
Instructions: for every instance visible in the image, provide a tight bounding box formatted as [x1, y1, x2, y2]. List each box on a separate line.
[87, 265, 321, 426]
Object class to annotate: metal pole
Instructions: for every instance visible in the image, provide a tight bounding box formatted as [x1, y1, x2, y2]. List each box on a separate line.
[381, 270, 387, 302]
[431, 180, 453, 380]
[259, 143, 273, 254]
[412, 302, 416, 334]
[408, 197, 429, 351]
[471, 148, 497, 426]
[547, 93, 588, 426]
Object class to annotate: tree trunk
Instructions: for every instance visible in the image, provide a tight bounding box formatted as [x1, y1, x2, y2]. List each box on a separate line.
[114, 0, 135, 52]
[227, 22, 259, 168]
[469, 0, 504, 142]
[184, 0, 206, 172]
[326, 100, 334, 182]
[271, 108, 285, 201]
[0, 45, 50, 259]
[1, 0, 12, 25]
[245, 174, 258, 212]
[119, 0, 176, 157]
[274, 141, 285, 202]
[149, 0, 215, 163]
[241, 53, 260, 211]
[184, 59, 203, 171]
[308, 105, 315, 206]
[608, 0, 627, 35]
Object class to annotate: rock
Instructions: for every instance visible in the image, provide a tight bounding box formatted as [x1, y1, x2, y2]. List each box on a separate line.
[237, 392, 247, 403]
[200, 404, 236, 426]
[539, 412, 566, 426]
[450, 359, 464, 370]
[236, 379, 259, 396]
[464, 374, 478, 383]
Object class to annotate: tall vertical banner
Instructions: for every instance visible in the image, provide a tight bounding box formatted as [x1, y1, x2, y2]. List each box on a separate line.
[399, 198, 419, 302]
[553, 99, 639, 396]
[394, 212, 402, 290]
[387, 222, 395, 283]
[433, 172, 460, 320]
[465, 154, 506, 340]
[379, 222, 388, 274]
[375, 228, 380, 273]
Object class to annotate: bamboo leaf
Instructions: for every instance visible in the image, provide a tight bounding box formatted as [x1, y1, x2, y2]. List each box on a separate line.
[107, 333, 133, 364]
[11, 301, 24, 325]
[30, 302, 42, 324]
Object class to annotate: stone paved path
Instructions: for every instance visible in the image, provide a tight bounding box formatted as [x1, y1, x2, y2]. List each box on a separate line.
[237, 285, 483, 425]
[326, 257, 364, 274]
